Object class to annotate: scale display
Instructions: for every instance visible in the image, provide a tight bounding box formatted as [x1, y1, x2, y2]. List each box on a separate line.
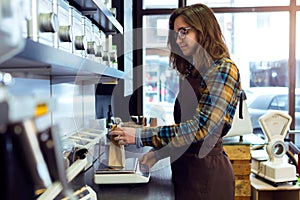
[259, 112, 292, 140]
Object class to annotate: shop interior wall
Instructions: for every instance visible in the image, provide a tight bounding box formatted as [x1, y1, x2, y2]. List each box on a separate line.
[7, 77, 96, 137]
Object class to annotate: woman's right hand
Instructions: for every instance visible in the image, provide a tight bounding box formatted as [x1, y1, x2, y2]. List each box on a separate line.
[110, 126, 136, 145]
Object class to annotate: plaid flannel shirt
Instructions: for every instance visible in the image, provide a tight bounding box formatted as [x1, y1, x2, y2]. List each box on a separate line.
[136, 58, 241, 149]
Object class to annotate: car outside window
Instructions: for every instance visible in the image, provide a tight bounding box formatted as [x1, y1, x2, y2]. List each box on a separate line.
[269, 95, 288, 111]
[295, 96, 300, 112]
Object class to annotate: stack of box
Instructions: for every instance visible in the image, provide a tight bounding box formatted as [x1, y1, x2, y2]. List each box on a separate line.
[223, 138, 252, 200]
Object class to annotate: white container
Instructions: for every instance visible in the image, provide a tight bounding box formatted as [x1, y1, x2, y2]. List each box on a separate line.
[28, 0, 59, 47]
[110, 45, 118, 69]
[92, 24, 103, 63]
[102, 51, 110, 66]
[21, 0, 32, 39]
[82, 16, 95, 60]
[103, 0, 112, 9]
[69, 6, 86, 57]
[0, 0, 25, 63]
[53, 0, 72, 52]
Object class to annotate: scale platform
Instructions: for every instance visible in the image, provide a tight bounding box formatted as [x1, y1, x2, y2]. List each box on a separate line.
[94, 158, 150, 184]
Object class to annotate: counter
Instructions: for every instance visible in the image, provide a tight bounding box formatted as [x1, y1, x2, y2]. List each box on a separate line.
[70, 145, 175, 200]
[251, 174, 300, 200]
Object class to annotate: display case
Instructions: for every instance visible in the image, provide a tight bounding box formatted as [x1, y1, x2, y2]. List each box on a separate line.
[0, 0, 125, 199]
[0, 0, 124, 83]
[0, 39, 124, 84]
[70, 0, 123, 35]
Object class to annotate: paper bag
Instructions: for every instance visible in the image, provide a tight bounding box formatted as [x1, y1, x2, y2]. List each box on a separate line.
[108, 134, 125, 168]
[225, 90, 253, 138]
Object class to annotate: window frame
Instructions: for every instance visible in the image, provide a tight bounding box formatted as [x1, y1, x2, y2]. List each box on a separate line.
[133, 0, 300, 133]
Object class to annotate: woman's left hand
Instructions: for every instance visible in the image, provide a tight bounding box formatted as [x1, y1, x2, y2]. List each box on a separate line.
[110, 126, 136, 145]
[140, 150, 158, 169]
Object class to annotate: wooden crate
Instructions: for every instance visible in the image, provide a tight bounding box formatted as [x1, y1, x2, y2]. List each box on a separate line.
[223, 144, 251, 200]
[224, 145, 251, 160]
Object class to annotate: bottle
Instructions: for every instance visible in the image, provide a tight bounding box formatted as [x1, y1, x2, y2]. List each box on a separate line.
[106, 105, 113, 129]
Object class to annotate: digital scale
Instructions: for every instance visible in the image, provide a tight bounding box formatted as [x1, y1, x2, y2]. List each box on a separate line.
[251, 111, 297, 186]
[93, 125, 150, 185]
[94, 157, 150, 184]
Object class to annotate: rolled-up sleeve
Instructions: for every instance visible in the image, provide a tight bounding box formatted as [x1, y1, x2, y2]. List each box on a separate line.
[140, 59, 241, 149]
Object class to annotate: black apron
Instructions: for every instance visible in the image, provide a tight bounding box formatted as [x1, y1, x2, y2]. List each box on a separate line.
[171, 76, 235, 200]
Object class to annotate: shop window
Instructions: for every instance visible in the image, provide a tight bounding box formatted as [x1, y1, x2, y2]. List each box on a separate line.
[142, 15, 179, 125]
[187, 0, 289, 7]
[143, 0, 178, 9]
[214, 12, 289, 88]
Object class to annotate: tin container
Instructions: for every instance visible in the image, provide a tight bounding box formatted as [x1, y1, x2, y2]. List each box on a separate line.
[69, 6, 86, 57]
[92, 24, 103, 63]
[21, 0, 32, 38]
[28, 0, 59, 47]
[82, 16, 95, 60]
[54, 0, 72, 52]
[0, 0, 25, 63]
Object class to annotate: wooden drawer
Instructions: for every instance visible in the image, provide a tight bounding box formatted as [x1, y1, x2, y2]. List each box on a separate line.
[223, 144, 251, 200]
[231, 161, 251, 176]
[235, 179, 251, 197]
[235, 196, 250, 200]
[223, 145, 251, 160]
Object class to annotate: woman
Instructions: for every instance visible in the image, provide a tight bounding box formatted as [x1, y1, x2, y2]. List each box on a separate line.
[111, 3, 241, 200]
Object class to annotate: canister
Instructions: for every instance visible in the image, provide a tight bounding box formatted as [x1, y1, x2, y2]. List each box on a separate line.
[53, 0, 72, 52]
[92, 24, 103, 63]
[69, 6, 86, 57]
[0, 0, 25, 63]
[82, 16, 95, 60]
[21, 0, 32, 38]
[28, 0, 59, 47]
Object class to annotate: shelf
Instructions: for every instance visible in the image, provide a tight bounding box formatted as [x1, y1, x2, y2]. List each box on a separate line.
[0, 39, 124, 84]
[69, 0, 123, 34]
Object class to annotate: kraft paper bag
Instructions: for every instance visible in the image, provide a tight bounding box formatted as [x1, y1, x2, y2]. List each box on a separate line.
[108, 135, 125, 168]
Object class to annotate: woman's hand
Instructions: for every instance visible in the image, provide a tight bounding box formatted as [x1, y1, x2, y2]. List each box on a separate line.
[139, 151, 158, 169]
[110, 126, 136, 145]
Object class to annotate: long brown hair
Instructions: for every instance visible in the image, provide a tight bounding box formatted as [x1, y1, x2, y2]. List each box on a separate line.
[168, 3, 230, 76]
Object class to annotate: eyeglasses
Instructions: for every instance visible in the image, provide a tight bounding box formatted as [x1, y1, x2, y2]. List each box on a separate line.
[174, 27, 192, 40]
